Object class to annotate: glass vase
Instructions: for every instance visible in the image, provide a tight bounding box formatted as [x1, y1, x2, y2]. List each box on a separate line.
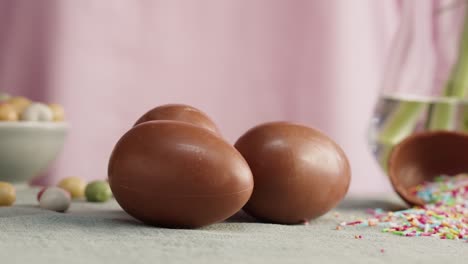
[369, 0, 468, 172]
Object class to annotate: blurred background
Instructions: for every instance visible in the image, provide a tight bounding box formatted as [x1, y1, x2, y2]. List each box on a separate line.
[0, 0, 404, 195]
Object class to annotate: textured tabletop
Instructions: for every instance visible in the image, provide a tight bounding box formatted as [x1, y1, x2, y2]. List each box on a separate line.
[0, 188, 466, 264]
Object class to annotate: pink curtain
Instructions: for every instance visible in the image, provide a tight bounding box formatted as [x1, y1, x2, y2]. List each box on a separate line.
[0, 0, 400, 195]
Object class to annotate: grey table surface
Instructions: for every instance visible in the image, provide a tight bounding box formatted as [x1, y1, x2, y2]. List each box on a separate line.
[0, 187, 466, 264]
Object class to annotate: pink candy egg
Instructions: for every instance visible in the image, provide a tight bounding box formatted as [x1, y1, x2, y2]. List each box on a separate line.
[37, 187, 47, 201]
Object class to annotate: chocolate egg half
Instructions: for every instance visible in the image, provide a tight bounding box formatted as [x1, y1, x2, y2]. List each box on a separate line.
[108, 120, 253, 228]
[388, 131, 468, 206]
[235, 122, 351, 224]
[134, 104, 220, 135]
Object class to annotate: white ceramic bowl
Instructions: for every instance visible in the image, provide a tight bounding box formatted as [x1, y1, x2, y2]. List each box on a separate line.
[0, 122, 68, 183]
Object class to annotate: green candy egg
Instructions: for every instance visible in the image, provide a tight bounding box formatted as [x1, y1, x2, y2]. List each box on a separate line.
[85, 180, 112, 202]
[0, 92, 11, 102]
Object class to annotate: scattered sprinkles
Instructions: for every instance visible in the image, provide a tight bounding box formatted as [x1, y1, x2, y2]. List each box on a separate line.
[339, 174, 468, 241]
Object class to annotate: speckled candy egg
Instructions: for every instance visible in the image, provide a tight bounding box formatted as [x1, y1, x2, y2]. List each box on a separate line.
[0, 103, 18, 121]
[57, 177, 87, 199]
[0, 92, 11, 102]
[37, 187, 47, 201]
[38, 187, 71, 212]
[108, 120, 253, 228]
[7, 96, 31, 114]
[20, 103, 53, 122]
[235, 122, 351, 224]
[48, 103, 65, 122]
[85, 180, 112, 202]
[0, 182, 16, 206]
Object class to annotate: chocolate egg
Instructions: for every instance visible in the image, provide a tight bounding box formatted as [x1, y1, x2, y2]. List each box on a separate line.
[235, 122, 351, 224]
[388, 131, 468, 206]
[134, 104, 220, 135]
[108, 120, 253, 228]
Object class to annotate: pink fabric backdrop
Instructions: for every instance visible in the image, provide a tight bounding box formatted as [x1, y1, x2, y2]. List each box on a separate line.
[0, 0, 401, 195]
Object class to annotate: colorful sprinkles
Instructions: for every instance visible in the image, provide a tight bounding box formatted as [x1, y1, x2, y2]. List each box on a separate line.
[339, 174, 468, 241]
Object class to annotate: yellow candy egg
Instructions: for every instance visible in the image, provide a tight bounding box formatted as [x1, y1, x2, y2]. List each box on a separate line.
[58, 177, 87, 199]
[0, 103, 18, 121]
[8, 96, 31, 114]
[48, 103, 65, 122]
[0, 182, 16, 206]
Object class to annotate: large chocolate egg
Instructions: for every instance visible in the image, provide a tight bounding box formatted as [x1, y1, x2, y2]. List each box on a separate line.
[234, 122, 351, 224]
[108, 120, 253, 228]
[134, 104, 220, 135]
[388, 131, 468, 206]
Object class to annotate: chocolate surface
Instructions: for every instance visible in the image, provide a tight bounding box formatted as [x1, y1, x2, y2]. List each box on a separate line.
[388, 131, 468, 206]
[134, 104, 220, 135]
[108, 120, 253, 228]
[234, 121, 351, 224]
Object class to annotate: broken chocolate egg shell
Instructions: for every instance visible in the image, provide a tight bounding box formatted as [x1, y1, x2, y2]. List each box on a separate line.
[388, 130, 468, 206]
[134, 104, 220, 135]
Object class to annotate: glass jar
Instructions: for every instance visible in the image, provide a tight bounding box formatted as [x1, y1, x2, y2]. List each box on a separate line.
[369, 0, 468, 172]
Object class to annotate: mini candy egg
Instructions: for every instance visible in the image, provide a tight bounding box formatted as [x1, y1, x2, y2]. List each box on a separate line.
[108, 120, 253, 228]
[37, 187, 47, 201]
[235, 122, 351, 224]
[38, 187, 71, 212]
[0, 92, 11, 102]
[57, 177, 86, 199]
[0, 182, 16, 206]
[20, 103, 54, 122]
[7, 96, 31, 114]
[134, 104, 220, 135]
[0, 103, 18, 121]
[85, 180, 112, 202]
[48, 103, 65, 122]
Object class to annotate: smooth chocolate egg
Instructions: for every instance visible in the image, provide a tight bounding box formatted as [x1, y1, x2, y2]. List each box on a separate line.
[388, 131, 468, 206]
[108, 120, 253, 228]
[134, 104, 220, 135]
[235, 121, 351, 224]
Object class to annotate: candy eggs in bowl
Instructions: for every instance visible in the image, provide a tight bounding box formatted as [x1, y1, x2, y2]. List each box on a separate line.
[0, 92, 68, 183]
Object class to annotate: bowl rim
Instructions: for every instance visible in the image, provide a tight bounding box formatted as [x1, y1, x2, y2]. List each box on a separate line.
[0, 121, 69, 129]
